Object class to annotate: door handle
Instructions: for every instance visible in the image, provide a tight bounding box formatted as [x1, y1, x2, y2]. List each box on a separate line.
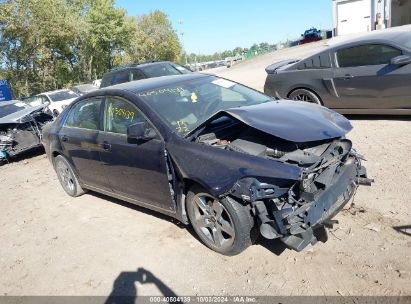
[343, 74, 354, 80]
[61, 135, 68, 142]
[99, 141, 111, 151]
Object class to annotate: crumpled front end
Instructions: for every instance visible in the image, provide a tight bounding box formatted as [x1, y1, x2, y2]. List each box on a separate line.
[228, 138, 372, 251]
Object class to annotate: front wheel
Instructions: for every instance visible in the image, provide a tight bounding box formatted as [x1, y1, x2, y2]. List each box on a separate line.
[289, 88, 322, 105]
[186, 186, 253, 255]
[54, 155, 86, 197]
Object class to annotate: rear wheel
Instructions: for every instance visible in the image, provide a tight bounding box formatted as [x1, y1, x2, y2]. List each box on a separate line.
[187, 186, 253, 255]
[54, 155, 86, 197]
[289, 88, 322, 105]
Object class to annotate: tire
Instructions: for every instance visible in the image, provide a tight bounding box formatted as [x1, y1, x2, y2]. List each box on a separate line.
[53, 155, 86, 197]
[186, 185, 254, 256]
[289, 88, 322, 105]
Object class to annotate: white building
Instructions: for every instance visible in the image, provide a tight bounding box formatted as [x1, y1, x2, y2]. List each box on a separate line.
[332, 0, 411, 36]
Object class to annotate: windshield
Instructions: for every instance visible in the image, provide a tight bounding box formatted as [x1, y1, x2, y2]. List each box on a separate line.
[138, 76, 272, 135]
[48, 90, 79, 102]
[0, 102, 30, 118]
[22, 96, 47, 107]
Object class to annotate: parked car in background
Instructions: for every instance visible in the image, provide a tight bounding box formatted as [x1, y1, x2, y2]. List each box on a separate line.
[21, 95, 50, 108]
[42, 73, 371, 255]
[71, 84, 99, 96]
[264, 26, 411, 114]
[37, 89, 79, 117]
[100, 61, 191, 88]
[0, 100, 53, 164]
[299, 28, 322, 45]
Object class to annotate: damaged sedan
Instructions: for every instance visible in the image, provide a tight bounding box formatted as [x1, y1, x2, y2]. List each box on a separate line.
[0, 100, 53, 164]
[42, 73, 372, 255]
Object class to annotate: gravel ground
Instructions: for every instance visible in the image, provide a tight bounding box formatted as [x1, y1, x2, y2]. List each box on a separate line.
[0, 42, 410, 298]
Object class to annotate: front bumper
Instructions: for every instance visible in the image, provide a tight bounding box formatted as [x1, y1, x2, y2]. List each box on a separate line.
[250, 156, 371, 252]
[279, 158, 361, 251]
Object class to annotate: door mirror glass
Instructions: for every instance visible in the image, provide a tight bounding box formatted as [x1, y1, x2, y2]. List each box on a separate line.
[127, 122, 156, 140]
[390, 55, 411, 66]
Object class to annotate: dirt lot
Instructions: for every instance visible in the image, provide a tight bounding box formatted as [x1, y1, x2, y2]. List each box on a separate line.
[1, 42, 410, 297]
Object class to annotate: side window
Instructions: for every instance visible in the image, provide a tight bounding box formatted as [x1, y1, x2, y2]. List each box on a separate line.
[65, 98, 102, 130]
[111, 71, 130, 85]
[337, 44, 402, 67]
[104, 97, 147, 135]
[130, 69, 146, 81]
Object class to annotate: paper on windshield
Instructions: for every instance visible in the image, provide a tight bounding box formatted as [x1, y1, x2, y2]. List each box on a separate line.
[212, 79, 235, 88]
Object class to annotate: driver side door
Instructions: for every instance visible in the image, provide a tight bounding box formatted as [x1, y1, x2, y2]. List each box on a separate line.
[97, 96, 174, 211]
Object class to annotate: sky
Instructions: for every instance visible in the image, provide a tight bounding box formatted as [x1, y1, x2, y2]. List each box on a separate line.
[115, 0, 333, 55]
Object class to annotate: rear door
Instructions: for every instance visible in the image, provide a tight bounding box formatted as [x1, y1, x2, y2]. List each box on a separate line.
[97, 96, 174, 211]
[332, 43, 410, 109]
[59, 97, 110, 189]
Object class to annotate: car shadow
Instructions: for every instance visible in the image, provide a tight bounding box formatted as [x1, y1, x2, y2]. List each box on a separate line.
[255, 236, 288, 255]
[344, 114, 411, 122]
[88, 191, 289, 255]
[393, 225, 411, 237]
[105, 267, 182, 304]
[0, 147, 45, 165]
[88, 191, 186, 227]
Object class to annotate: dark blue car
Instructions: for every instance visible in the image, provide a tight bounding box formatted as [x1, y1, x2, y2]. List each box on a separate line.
[42, 73, 371, 255]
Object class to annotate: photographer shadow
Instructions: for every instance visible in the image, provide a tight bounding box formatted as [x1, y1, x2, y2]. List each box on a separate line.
[105, 267, 181, 304]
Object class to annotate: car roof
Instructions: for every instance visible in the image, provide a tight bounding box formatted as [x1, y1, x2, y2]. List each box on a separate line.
[39, 88, 73, 95]
[100, 73, 212, 94]
[327, 24, 411, 49]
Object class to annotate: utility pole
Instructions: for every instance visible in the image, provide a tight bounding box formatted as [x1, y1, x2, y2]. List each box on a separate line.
[178, 20, 188, 65]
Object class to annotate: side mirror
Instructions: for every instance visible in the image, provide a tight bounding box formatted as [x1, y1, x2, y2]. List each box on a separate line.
[390, 55, 411, 66]
[127, 122, 156, 141]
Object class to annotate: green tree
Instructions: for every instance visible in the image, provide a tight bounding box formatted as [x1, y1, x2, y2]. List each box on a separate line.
[126, 10, 181, 63]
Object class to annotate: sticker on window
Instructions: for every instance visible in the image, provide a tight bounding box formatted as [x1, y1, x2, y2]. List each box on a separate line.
[212, 79, 235, 88]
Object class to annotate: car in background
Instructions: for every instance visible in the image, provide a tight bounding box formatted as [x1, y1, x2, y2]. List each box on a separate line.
[0, 100, 53, 164]
[42, 73, 371, 255]
[21, 95, 50, 108]
[299, 28, 322, 45]
[37, 89, 80, 117]
[264, 25, 411, 114]
[100, 61, 191, 88]
[71, 84, 99, 96]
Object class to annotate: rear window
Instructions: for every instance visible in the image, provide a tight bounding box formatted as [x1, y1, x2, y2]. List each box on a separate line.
[48, 90, 79, 102]
[140, 63, 183, 77]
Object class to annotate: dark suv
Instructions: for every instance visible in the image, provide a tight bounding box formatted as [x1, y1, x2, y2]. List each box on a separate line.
[100, 61, 191, 88]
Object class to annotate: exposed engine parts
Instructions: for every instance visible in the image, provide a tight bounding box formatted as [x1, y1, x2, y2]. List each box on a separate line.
[195, 117, 372, 251]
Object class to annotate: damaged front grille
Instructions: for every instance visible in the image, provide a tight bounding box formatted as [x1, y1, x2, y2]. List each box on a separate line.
[232, 138, 370, 251]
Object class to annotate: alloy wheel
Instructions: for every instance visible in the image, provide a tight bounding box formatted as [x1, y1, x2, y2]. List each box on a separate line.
[191, 194, 235, 250]
[56, 160, 75, 193]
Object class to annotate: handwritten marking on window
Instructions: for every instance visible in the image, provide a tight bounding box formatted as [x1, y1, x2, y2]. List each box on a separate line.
[176, 120, 189, 133]
[138, 87, 184, 97]
[110, 107, 135, 120]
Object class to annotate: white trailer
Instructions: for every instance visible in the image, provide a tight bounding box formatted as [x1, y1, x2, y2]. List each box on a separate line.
[332, 0, 411, 36]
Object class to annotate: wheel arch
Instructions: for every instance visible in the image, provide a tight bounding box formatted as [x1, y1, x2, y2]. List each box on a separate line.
[287, 87, 323, 105]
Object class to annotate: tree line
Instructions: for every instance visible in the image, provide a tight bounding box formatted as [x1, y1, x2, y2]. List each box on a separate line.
[0, 0, 277, 98]
[0, 0, 182, 97]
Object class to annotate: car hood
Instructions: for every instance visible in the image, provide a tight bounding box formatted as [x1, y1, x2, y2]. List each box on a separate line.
[0, 103, 49, 124]
[192, 100, 352, 143]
